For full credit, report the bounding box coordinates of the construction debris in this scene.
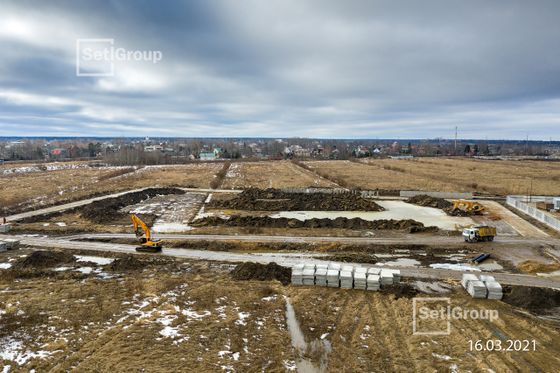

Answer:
[230,261,292,285]
[193,215,437,232]
[209,188,384,211]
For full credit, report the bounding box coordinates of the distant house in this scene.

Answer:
[51,148,67,157]
[199,151,217,161]
[144,145,163,152]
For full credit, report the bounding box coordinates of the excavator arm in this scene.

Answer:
[131,214,152,241]
[130,214,162,253]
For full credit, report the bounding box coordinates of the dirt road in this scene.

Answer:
[64,232,560,247]
[7,235,560,289]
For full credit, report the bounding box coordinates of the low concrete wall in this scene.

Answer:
[506,196,560,232]
[399,191,473,199]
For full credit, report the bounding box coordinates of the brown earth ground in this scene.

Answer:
[0,162,221,215]
[221,161,337,189]
[303,158,560,195]
[1,248,559,372]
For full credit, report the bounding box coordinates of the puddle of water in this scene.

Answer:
[269,200,474,230]
[285,297,331,373]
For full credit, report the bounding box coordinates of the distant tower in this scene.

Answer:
[454,126,458,155]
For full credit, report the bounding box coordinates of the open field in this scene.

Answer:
[222,161,337,189]
[1,248,559,372]
[303,158,560,195]
[0,162,221,215]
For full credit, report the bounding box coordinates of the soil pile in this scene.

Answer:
[382,283,419,299]
[406,195,452,209]
[230,262,291,285]
[210,188,384,211]
[502,286,560,313]
[14,250,75,268]
[80,187,185,223]
[193,215,437,232]
[107,255,145,271]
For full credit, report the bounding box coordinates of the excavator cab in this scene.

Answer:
[131,214,162,253]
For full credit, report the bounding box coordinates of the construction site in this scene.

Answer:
[1,157,560,372]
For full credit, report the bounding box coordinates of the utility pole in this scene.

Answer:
[454,126,458,155]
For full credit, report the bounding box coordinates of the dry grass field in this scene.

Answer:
[1,249,559,372]
[0,162,221,214]
[222,161,337,189]
[304,158,560,195]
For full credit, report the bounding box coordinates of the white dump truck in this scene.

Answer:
[462,225,496,243]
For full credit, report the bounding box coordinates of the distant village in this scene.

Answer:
[1,137,559,165]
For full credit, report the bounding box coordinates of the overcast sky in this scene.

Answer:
[0,0,559,139]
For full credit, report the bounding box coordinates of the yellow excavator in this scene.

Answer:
[451,200,485,215]
[131,214,162,253]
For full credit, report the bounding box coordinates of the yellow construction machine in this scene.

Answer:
[451,200,485,215]
[131,214,162,253]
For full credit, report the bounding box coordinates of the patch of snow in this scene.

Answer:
[55,222,66,227]
[261,295,277,302]
[235,312,250,326]
[75,255,114,265]
[0,263,12,269]
[432,353,452,361]
[159,326,181,338]
[429,263,481,272]
[151,222,192,233]
[182,308,211,320]
[74,267,93,274]
[0,337,54,365]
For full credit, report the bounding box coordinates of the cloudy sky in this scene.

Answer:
[1,0,559,139]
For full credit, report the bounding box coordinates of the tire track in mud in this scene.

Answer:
[367,294,414,372]
[446,300,516,372]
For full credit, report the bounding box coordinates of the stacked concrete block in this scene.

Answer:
[0,224,11,233]
[302,264,316,286]
[367,267,381,276]
[485,281,503,300]
[315,267,328,286]
[480,275,495,283]
[461,274,479,289]
[0,241,7,253]
[380,269,395,286]
[366,274,380,291]
[340,265,354,289]
[467,280,488,299]
[353,267,367,290]
[291,264,304,285]
[326,264,340,288]
[1,239,20,250]
[384,269,401,283]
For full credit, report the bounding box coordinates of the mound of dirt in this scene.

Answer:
[230,262,291,285]
[14,250,75,268]
[316,253,378,264]
[210,188,384,211]
[382,283,419,299]
[502,286,560,313]
[517,260,560,274]
[80,187,185,223]
[107,255,145,271]
[193,215,437,232]
[406,195,453,209]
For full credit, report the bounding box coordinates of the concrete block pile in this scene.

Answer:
[480,275,503,300]
[291,262,400,291]
[462,274,502,299]
[0,238,20,252]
